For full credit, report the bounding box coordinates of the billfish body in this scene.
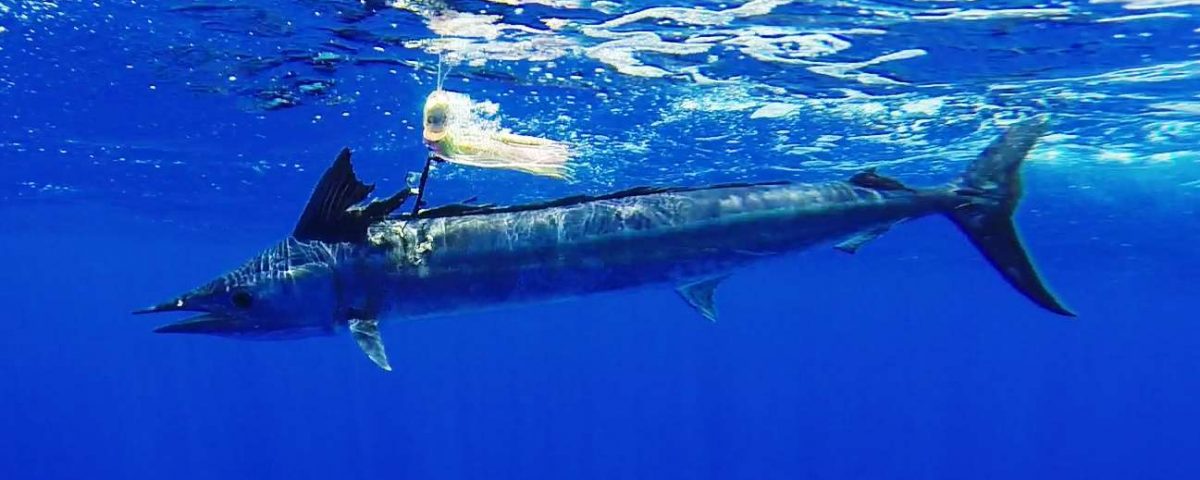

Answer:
[361,183,946,319]
[138,119,1073,370]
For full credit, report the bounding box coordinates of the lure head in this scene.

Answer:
[135,238,342,339]
[423,90,451,144]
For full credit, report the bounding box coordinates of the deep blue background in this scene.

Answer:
[2,177,1197,479]
[2,1,1200,479]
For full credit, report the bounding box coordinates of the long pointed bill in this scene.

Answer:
[132,299,186,315]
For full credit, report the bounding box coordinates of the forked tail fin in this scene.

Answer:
[948,117,1074,316]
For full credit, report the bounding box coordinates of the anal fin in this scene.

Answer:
[349,318,391,371]
[676,275,728,322]
[835,223,894,254]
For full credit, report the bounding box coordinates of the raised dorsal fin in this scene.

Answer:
[849,168,914,192]
[293,148,411,243]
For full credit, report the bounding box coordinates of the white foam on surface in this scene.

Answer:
[1092,0,1200,10]
[63,0,1194,203]
[914,8,1074,21]
[724,32,853,65]
[589,0,793,29]
[807,49,927,85]
[585,32,712,78]
[484,0,589,8]
[750,103,801,119]
[1096,11,1192,22]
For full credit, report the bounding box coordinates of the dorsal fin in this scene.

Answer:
[293,148,410,243]
[849,168,914,192]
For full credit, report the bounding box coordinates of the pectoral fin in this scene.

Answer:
[348,318,391,371]
[676,275,728,322]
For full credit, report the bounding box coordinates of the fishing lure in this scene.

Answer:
[422,89,573,180]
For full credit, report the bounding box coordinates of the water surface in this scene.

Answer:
[1,1,1198,479]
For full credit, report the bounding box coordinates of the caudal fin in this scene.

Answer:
[948,117,1074,316]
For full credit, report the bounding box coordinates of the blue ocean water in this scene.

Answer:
[2,1,1199,478]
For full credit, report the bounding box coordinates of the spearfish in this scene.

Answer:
[136,119,1073,370]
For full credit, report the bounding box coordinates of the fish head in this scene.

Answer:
[135,238,343,339]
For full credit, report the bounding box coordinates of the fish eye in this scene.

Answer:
[230,290,254,309]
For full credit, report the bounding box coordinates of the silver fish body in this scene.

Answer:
[137,118,1073,371]
[354,182,949,320]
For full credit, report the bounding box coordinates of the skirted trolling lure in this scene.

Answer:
[422,89,573,180]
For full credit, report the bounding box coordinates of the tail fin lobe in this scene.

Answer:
[949,118,1074,316]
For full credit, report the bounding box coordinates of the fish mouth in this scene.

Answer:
[151,313,240,335]
[135,300,322,339]
[133,301,239,335]
[150,313,328,340]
